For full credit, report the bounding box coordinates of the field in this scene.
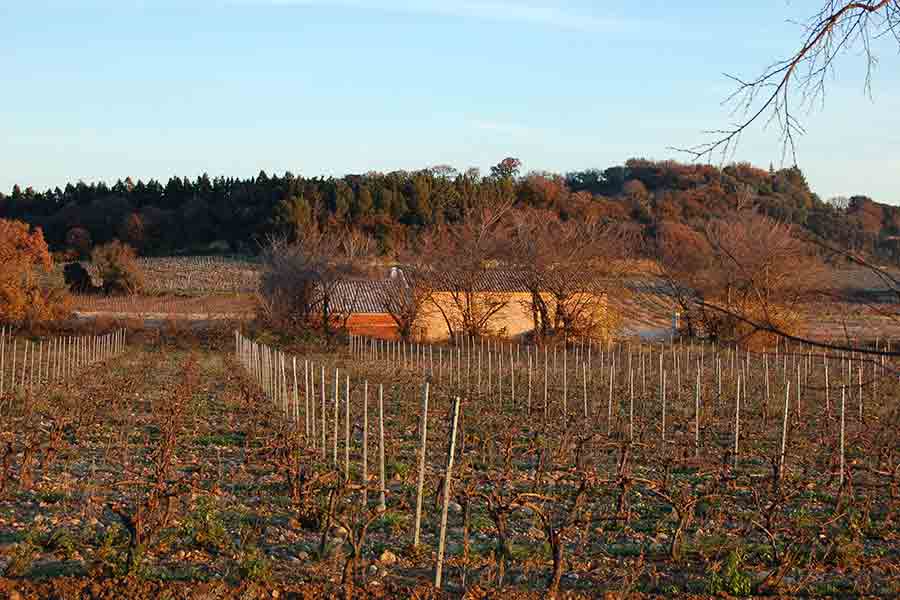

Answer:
[56,256,900,345]
[0,325,897,598]
[70,294,255,321]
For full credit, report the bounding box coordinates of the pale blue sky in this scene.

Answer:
[2,1,898,202]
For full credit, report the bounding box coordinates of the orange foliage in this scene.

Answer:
[0,219,71,326]
[0,219,51,269]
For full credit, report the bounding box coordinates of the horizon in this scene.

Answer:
[3,1,898,204]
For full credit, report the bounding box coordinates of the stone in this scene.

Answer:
[448,502,463,513]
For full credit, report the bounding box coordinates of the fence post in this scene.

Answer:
[362,381,368,508]
[412,382,430,547]
[378,383,386,512]
[435,396,461,589]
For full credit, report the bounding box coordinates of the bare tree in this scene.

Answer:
[680,1,899,162]
[258,224,368,336]
[506,209,632,342]
[656,211,824,348]
[418,192,516,338]
[371,263,432,341]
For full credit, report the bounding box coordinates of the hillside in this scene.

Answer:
[1,159,897,264]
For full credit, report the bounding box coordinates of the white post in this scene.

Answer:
[378,383,387,512]
[780,381,790,481]
[839,385,846,489]
[413,382,430,547]
[362,381,368,508]
[435,396,461,589]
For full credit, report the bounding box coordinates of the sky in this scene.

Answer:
[1,0,898,202]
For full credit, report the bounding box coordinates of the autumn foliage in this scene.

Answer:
[657,212,821,349]
[91,240,145,295]
[0,219,71,326]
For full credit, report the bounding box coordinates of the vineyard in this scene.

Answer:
[62,256,262,296]
[0,324,896,598]
[70,294,255,321]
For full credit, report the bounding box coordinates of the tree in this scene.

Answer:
[0,219,71,327]
[418,192,516,338]
[273,195,314,242]
[119,213,146,251]
[371,264,431,341]
[92,240,145,295]
[66,226,93,259]
[685,0,899,161]
[257,225,368,336]
[506,208,629,342]
[490,157,522,181]
[656,212,824,348]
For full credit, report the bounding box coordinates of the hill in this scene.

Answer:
[1,159,897,265]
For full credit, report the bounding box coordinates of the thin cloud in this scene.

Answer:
[228,0,641,33]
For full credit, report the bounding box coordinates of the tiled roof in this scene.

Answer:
[319,280,393,314]
[324,270,665,315]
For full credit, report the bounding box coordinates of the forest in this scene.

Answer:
[2,158,898,265]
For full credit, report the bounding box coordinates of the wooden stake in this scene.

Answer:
[378,383,386,512]
[413,382,430,547]
[435,396,461,589]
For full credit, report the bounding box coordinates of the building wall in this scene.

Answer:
[415,291,531,341]
[346,313,399,340]
[344,293,612,342]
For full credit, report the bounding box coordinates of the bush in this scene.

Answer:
[0,219,72,327]
[63,262,96,293]
[91,240,145,295]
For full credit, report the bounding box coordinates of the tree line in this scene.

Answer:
[2,158,898,264]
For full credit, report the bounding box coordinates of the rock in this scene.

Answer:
[368,565,378,575]
[379,549,398,565]
[448,502,463,513]
[296,551,309,561]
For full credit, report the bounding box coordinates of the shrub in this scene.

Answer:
[0,219,72,327]
[91,240,145,295]
[705,548,752,597]
[63,262,96,293]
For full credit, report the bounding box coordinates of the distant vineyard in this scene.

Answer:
[73,255,262,295]
[71,294,255,319]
